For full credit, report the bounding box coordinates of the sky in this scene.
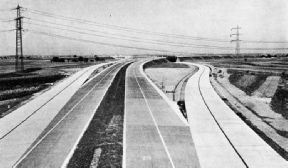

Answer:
[0,0,287,56]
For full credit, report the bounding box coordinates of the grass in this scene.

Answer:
[228,72,268,95]
[270,76,288,119]
[67,63,130,167]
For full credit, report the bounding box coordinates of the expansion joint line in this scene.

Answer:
[133,66,176,168]
[0,66,95,140]
[13,64,121,168]
[197,67,249,168]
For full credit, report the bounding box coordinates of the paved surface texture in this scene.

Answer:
[14,62,127,168]
[0,62,122,167]
[124,60,200,168]
[185,63,288,168]
[0,63,109,167]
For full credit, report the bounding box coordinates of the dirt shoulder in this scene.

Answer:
[145,63,197,102]
[210,66,288,160]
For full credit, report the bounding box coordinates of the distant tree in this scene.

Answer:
[94,55,100,62]
[67,58,71,63]
[83,58,89,63]
[59,58,65,62]
[71,58,78,62]
[51,56,60,62]
[73,55,77,58]
[78,56,84,62]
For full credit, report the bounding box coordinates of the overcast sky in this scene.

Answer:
[0,0,287,56]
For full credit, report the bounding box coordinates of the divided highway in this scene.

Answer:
[1,59,287,168]
[185,63,288,168]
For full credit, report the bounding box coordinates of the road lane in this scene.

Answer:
[124,60,200,168]
[185,63,288,167]
[14,62,127,168]
[0,63,110,167]
[185,64,246,168]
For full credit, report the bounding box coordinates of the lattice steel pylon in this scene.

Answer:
[15,4,24,72]
[230,25,241,64]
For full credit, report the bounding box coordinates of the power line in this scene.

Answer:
[242,40,288,44]
[26,21,288,51]
[0,29,14,33]
[28,29,196,54]
[22,8,231,43]
[23,8,288,45]
[25,20,235,50]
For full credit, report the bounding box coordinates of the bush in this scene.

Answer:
[78,56,84,62]
[166,56,177,62]
[51,56,60,62]
[71,58,78,62]
[83,58,89,63]
[271,87,288,119]
[59,58,65,62]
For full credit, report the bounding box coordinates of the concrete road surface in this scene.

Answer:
[13,62,128,168]
[185,63,288,168]
[123,60,200,168]
[0,63,108,167]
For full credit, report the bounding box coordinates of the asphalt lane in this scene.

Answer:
[14,62,127,168]
[124,60,200,168]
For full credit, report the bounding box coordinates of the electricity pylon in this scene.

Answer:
[230,25,241,64]
[15,4,24,72]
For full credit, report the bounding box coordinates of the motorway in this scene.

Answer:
[14,62,128,167]
[185,63,288,168]
[1,59,288,167]
[123,60,200,168]
[0,63,107,167]
[0,62,127,167]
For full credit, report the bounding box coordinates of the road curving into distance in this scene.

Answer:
[123,59,200,168]
[185,63,288,168]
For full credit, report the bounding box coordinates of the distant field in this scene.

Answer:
[0,58,111,118]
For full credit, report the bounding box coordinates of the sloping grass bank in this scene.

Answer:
[228,71,268,95]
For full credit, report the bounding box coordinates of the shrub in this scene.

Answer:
[166,56,177,62]
[51,56,60,62]
[83,58,89,63]
[78,56,84,62]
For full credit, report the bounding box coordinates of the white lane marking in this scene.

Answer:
[13,64,120,168]
[133,65,176,168]
[139,61,188,126]
[122,64,129,168]
[0,65,97,140]
[61,63,128,168]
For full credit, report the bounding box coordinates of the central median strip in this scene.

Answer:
[66,63,131,167]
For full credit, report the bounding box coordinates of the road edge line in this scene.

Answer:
[133,67,176,168]
[61,62,128,168]
[139,61,189,126]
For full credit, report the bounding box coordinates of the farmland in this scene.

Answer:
[0,57,113,118]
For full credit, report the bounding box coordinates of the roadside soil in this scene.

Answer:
[145,64,197,101]
[210,67,288,159]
